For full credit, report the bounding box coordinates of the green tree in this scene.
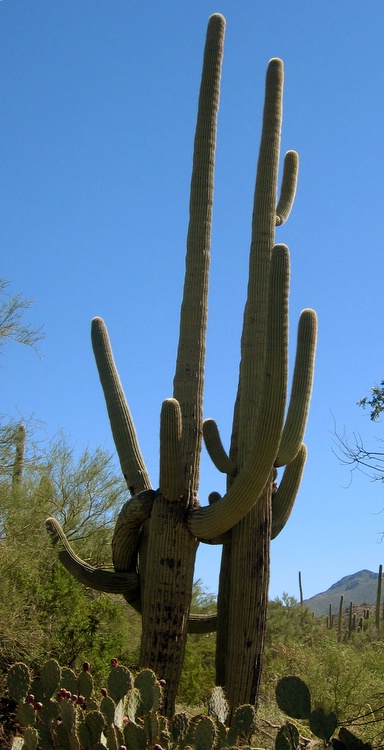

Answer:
[358,381,384,422]
[178,580,216,706]
[0,429,140,692]
[0,279,44,354]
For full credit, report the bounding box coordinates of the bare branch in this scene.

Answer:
[0,279,44,355]
[332,418,384,483]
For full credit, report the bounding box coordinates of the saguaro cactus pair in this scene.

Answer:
[46,14,317,719]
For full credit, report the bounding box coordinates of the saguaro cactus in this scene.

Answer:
[211,54,317,718]
[12,423,26,489]
[46,14,317,719]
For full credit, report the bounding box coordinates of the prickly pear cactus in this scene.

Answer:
[134,669,161,714]
[123,720,146,750]
[186,715,217,750]
[7,662,31,703]
[208,686,228,725]
[275,676,343,748]
[78,709,105,748]
[77,669,93,700]
[275,676,311,720]
[107,664,132,704]
[11,738,29,750]
[309,707,337,743]
[40,659,61,700]
[171,712,189,745]
[275,722,300,750]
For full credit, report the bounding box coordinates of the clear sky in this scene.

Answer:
[2,1,384,602]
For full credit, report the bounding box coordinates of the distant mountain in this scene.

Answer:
[303,569,380,616]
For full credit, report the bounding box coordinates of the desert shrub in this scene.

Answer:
[178,580,216,706]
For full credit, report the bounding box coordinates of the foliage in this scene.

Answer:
[0,429,128,561]
[0,422,220,711]
[275,674,369,750]
[177,582,216,707]
[0,279,44,355]
[257,598,384,748]
[0,427,141,697]
[358,381,384,422]
[6,588,384,747]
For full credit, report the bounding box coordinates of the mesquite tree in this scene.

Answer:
[46,14,317,718]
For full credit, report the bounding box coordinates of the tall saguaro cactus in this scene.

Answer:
[46,14,317,719]
[211,56,317,718]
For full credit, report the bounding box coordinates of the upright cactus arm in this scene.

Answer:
[271,443,307,539]
[188,243,289,540]
[203,419,236,476]
[91,316,151,495]
[275,308,317,467]
[276,150,299,226]
[172,13,225,499]
[159,398,184,501]
[45,517,139,594]
[138,14,225,718]
[12,423,26,488]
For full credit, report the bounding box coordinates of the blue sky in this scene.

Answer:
[2,1,384,602]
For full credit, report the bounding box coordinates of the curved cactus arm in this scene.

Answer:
[271,443,307,539]
[173,13,225,500]
[45,517,139,594]
[232,58,284,469]
[276,150,299,226]
[91,316,151,495]
[275,309,317,467]
[209,490,222,504]
[159,398,184,501]
[200,530,231,544]
[203,419,236,476]
[112,489,155,571]
[188,244,289,539]
[197,491,232,544]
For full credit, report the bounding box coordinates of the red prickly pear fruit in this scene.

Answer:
[60,688,67,697]
[119,746,127,750]
[57,692,65,701]
[34,702,43,711]
[123,716,129,724]
[153,745,164,750]
[71,694,78,702]
[76,695,85,705]
[110,658,118,667]
[82,661,91,671]
[101,688,108,697]
[26,694,35,704]
[158,679,166,687]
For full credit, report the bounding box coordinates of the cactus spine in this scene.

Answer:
[45,15,317,719]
